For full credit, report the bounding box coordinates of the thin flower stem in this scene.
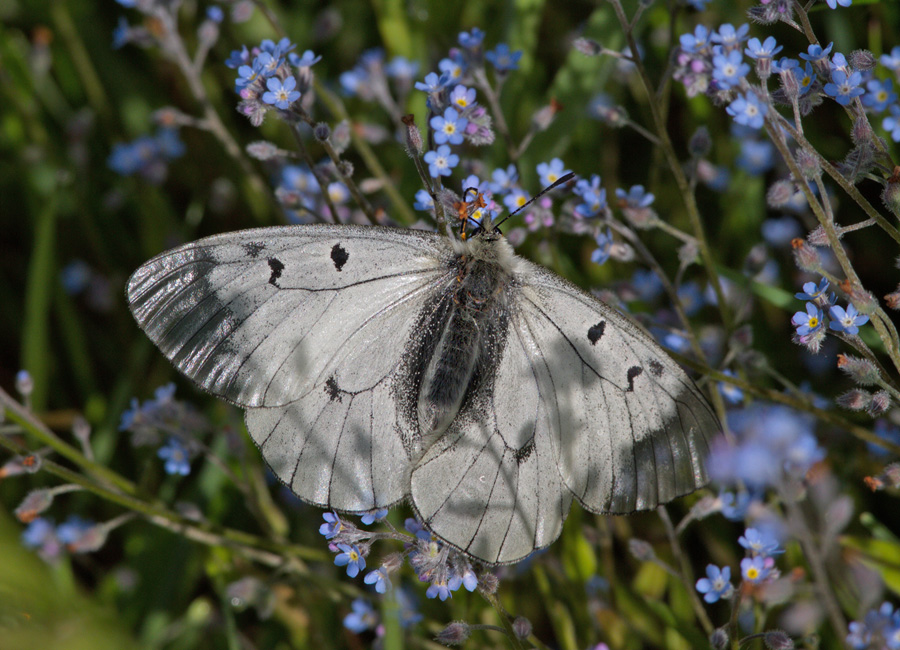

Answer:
[655,43,677,108]
[812,265,845,298]
[627,2,647,33]
[50,3,112,124]
[467,623,556,650]
[403,117,440,215]
[483,590,527,650]
[727,586,745,650]
[0,431,327,567]
[875,376,900,404]
[653,556,682,580]
[757,362,807,398]
[101,512,138,535]
[186,438,249,495]
[865,169,892,182]
[764,116,900,373]
[288,124,341,222]
[359,530,416,545]
[473,68,517,162]
[837,217,877,235]
[648,216,696,243]
[193,29,214,72]
[791,95,805,138]
[608,223,703,358]
[244,460,290,539]
[430,176,452,237]
[658,506,715,636]
[1,389,138,496]
[369,75,405,127]
[47,483,84,499]
[513,127,538,161]
[309,121,379,224]
[521,630,555,650]
[313,79,418,225]
[468,624,508,634]
[249,0,284,36]
[812,175,836,224]
[782,497,850,646]
[607,0,732,328]
[752,601,765,639]
[624,118,662,146]
[596,516,618,603]
[873,310,900,360]
[155,7,273,215]
[147,512,308,568]
[792,1,819,43]
[76,436,95,463]
[769,90,900,246]
[843,95,894,167]
[673,497,714,537]
[411,148,434,194]
[674,355,900,456]
[740,632,765,646]
[249,0,417,225]
[779,16,803,34]
[210,449,290,541]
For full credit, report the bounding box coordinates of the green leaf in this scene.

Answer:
[841,534,900,596]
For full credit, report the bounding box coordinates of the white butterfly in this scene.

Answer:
[127,223,718,564]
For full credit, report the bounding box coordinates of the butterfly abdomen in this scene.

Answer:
[414,250,513,439]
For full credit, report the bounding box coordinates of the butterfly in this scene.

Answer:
[127,222,719,564]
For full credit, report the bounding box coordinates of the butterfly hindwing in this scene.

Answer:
[408,306,573,564]
[245,371,410,512]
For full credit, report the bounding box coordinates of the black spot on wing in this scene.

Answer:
[626,365,643,392]
[649,359,664,377]
[325,376,342,402]
[513,437,535,464]
[243,241,266,258]
[268,257,284,287]
[587,321,606,345]
[331,243,349,271]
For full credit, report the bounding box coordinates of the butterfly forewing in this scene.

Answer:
[518,261,716,514]
[127,225,451,408]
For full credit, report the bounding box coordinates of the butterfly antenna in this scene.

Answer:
[492,171,575,231]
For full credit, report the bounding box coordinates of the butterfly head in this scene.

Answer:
[454,188,499,241]
[447,171,576,244]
